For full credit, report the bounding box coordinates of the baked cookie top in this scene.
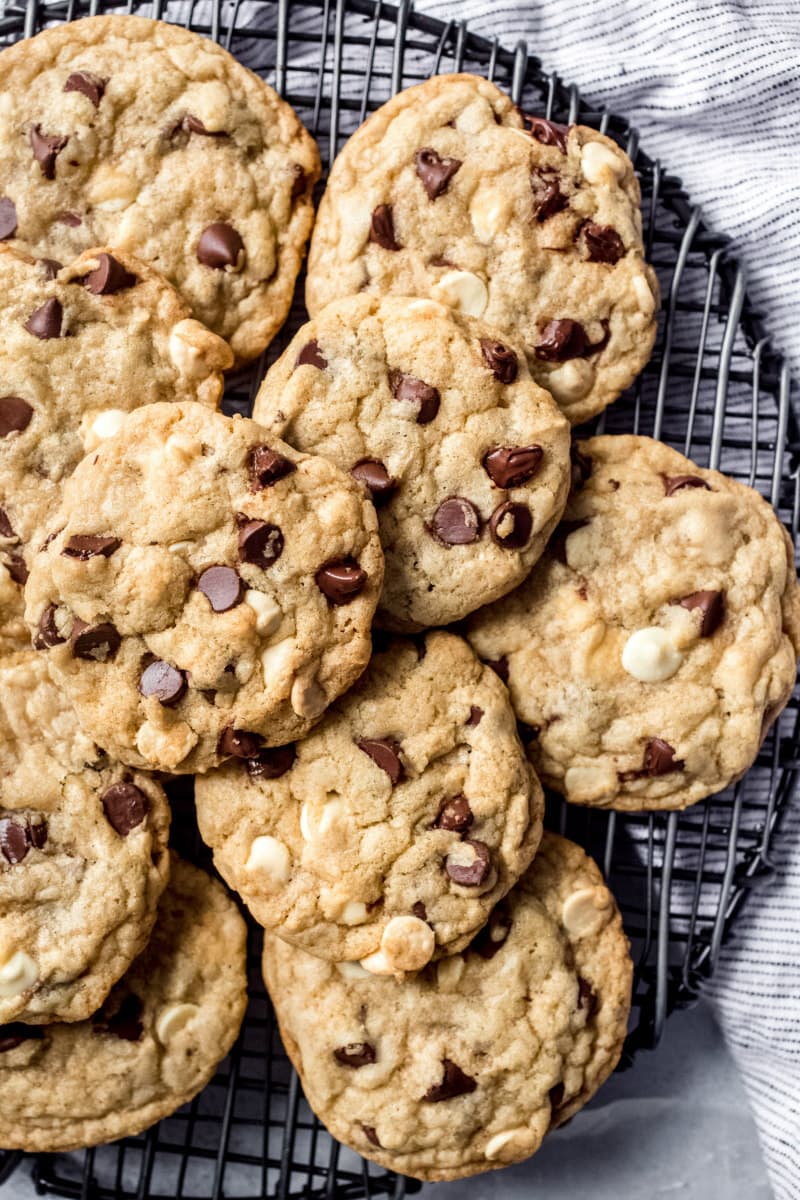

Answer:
[253,294,570,630]
[0,14,320,362]
[0,242,232,650]
[468,435,800,811]
[24,401,384,774]
[196,631,543,965]
[0,649,170,1025]
[305,73,658,424]
[263,832,632,1183]
[0,856,247,1152]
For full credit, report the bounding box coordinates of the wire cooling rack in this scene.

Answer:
[1,0,798,1196]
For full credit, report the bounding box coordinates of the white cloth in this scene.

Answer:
[416,1,800,1195]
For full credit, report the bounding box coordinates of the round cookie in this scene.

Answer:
[0,14,320,362]
[467,435,800,811]
[0,242,232,649]
[196,631,543,966]
[0,856,247,1151]
[253,294,570,630]
[0,649,170,1025]
[263,832,632,1182]
[24,400,384,774]
[305,73,658,424]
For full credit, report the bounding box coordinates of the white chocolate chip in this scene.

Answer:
[245,835,292,883]
[300,799,343,842]
[168,540,195,555]
[436,955,465,992]
[431,270,488,318]
[155,1002,199,1045]
[341,901,369,926]
[299,802,314,842]
[632,273,657,317]
[164,432,203,466]
[359,949,394,976]
[379,915,435,972]
[470,190,510,243]
[581,141,626,184]
[0,950,38,997]
[336,961,371,981]
[186,80,230,133]
[290,671,327,720]
[405,299,449,317]
[169,318,231,381]
[546,359,596,404]
[562,886,613,938]
[135,719,198,769]
[261,637,296,686]
[244,590,282,637]
[622,627,683,683]
[485,1128,536,1161]
[81,408,127,451]
[86,164,139,211]
[564,763,617,802]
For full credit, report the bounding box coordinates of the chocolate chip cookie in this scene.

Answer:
[196,631,542,966]
[305,74,658,424]
[263,832,632,1182]
[253,294,570,630]
[467,435,800,810]
[0,855,247,1151]
[0,648,170,1025]
[24,401,383,773]
[0,243,232,650]
[0,13,320,362]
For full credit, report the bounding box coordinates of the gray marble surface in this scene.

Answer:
[0,1000,771,1200]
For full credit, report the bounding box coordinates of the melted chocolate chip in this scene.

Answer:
[483,445,543,488]
[198,565,244,612]
[218,727,264,759]
[0,197,18,240]
[102,783,149,836]
[333,1042,376,1068]
[290,163,307,200]
[24,298,63,340]
[93,993,144,1041]
[489,501,532,549]
[535,318,609,362]
[315,559,367,605]
[294,339,327,370]
[351,459,396,506]
[62,534,120,560]
[466,705,484,726]
[445,839,491,887]
[389,369,440,424]
[250,446,295,490]
[431,497,481,545]
[522,113,571,153]
[362,1124,381,1147]
[433,794,473,832]
[485,656,509,683]
[0,818,28,864]
[30,125,68,179]
[0,396,33,438]
[27,819,48,850]
[5,554,28,585]
[238,520,284,568]
[415,147,462,199]
[674,590,725,637]
[197,223,244,269]
[368,204,401,250]
[244,744,296,779]
[624,737,685,780]
[583,221,624,264]
[64,71,106,107]
[71,620,121,661]
[577,976,598,1017]
[0,509,14,539]
[356,737,404,784]
[139,660,187,707]
[56,211,81,227]
[34,604,65,649]
[81,253,136,295]
[423,1058,477,1102]
[39,258,62,280]
[182,114,227,137]
[470,904,512,959]
[412,901,428,921]
[662,474,712,496]
[0,1023,44,1053]
[480,338,518,384]
[530,168,568,222]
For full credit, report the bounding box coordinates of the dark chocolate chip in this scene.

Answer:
[483,445,543,488]
[530,167,568,222]
[0,508,15,539]
[294,339,327,370]
[480,338,518,384]
[250,445,295,490]
[0,197,18,240]
[30,125,68,180]
[362,1124,381,1147]
[423,1058,477,1102]
[0,396,33,438]
[218,727,264,759]
[433,794,473,832]
[356,737,404,784]
[662,474,712,496]
[0,1023,44,1053]
[197,222,244,269]
[368,204,401,251]
[415,147,462,199]
[24,298,63,340]
[315,558,367,605]
[27,819,48,850]
[333,1041,376,1068]
[674,590,725,637]
[0,819,29,864]
[102,783,149,836]
[139,660,187,707]
[5,554,27,585]
[445,838,491,887]
[238,520,284,568]
[81,252,136,295]
[34,604,65,649]
[71,620,121,661]
[489,501,532,549]
[39,258,62,280]
[549,1082,566,1110]
[470,904,512,959]
[198,565,244,612]
[56,211,82,227]
[244,743,296,779]
[431,497,481,545]
[485,656,509,683]
[351,459,396,506]
[92,993,144,1041]
[64,71,106,107]
[535,317,608,362]
[583,221,624,264]
[466,705,483,727]
[577,976,598,1017]
[290,163,307,200]
[389,369,440,424]
[182,114,227,136]
[644,737,684,777]
[62,534,121,560]
[412,901,428,921]
[521,113,570,153]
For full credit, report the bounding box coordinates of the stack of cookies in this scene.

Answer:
[0,14,797,1185]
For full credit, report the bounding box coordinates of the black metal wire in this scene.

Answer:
[1,0,798,1196]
